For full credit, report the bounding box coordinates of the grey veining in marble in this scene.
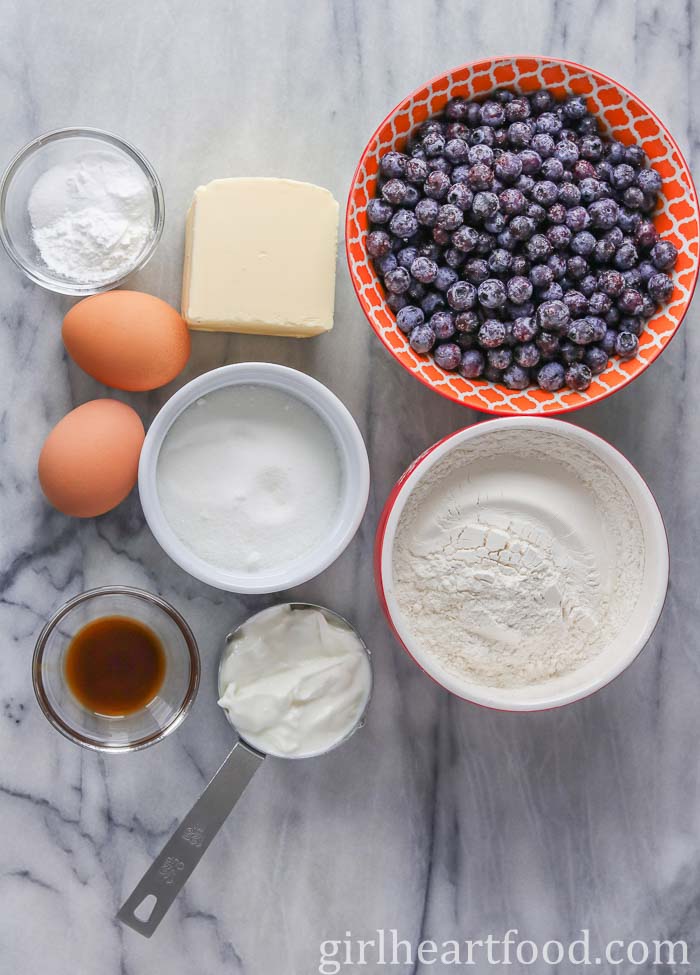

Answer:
[1,0,700,972]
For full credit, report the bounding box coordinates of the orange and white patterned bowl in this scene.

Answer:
[346,56,700,416]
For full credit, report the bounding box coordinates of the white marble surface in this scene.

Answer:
[1,1,699,971]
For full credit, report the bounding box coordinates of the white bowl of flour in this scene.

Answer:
[377,418,668,710]
[139,363,369,593]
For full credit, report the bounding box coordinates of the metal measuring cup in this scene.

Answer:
[117,602,372,937]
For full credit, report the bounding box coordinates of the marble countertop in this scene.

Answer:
[2,1,699,972]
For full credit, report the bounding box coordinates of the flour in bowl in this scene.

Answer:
[392,429,645,688]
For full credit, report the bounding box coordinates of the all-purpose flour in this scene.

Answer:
[28,150,154,284]
[392,429,645,688]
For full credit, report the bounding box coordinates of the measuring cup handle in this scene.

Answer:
[117,740,265,937]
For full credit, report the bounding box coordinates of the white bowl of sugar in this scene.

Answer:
[377,418,669,711]
[139,363,370,594]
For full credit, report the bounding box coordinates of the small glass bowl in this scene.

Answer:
[0,127,165,295]
[33,587,200,752]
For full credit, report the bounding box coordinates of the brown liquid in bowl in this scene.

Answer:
[64,616,166,716]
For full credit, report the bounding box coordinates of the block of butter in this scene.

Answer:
[182,177,339,337]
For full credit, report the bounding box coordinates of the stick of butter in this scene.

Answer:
[182,178,339,337]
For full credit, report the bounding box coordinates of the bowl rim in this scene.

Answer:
[374,416,670,711]
[32,585,201,752]
[138,362,371,594]
[0,126,165,296]
[346,54,700,417]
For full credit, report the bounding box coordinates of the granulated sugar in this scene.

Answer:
[392,428,645,689]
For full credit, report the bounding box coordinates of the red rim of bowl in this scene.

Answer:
[346,54,700,417]
[374,417,670,712]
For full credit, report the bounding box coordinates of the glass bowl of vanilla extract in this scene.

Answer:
[33,586,200,752]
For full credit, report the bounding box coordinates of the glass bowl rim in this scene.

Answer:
[32,585,200,753]
[0,126,165,296]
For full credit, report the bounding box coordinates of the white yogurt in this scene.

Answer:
[156,385,342,575]
[218,605,372,758]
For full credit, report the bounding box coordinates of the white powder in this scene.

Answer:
[156,385,342,575]
[28,150,154,284]
[392,429,645,689]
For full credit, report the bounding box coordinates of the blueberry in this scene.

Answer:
[408,280,427,301]
[566,206,590,232]
[477,278,508,310]
[615,331,639,359]
[546,224,572,251]
[496,189,525,217]
[380,151,408,178]
[430,310,456,340]
[571,231,596,257]
[585,346,609,374]
[404,157,429,183]
[396,305,424,333]
[484,212,508,234]
[510,316,536,343]
[436,204,463,231]
[467,163,494,191]
[558,182,580,207]
[537,361,566,391]
[387,293,409,313]
[611,163,636,191]
[455,310,480,334]
[458,349,485,378]
[588,198,619,230]
[555,140,579,168]
[445,97,470,121]
[530,90,554,114]
[381,178,408,205]
[605,141,626,164]
[478,318,507,347]
[567,317,598,345]
[472,191,500,219]
[377,254,399,281]
[487,347,513,370]
[499,364,528,389]
[367,230,392,257]
[614,241,639,270]
[597,269,624,297]
[367,198,394,225]
[505,97,531,122]
[444,138,470,163]
[578,274,597,298]
[647,272,674,303]
[468,144,495,166]
[637,167,662,195]
[385,267,411,294]
[514,341,540,367]
[409,323,436,353]
[638,259,657,283]
[411,255,438,283]
[434,266,459,292]
[415,198,439,226]
[424,170,451,200]
[623,186,645,210]
[617,288,644,315]
[563,289,589,317]
[508,121,535,146]
[526,203,547,225]
[495,151,523,182]
[452,225,480,253]
[390,209,419,238]
[526,234,552,262]
[508,215,535,241]
[565,362,592,391]
[531,180,559,207]
[397,247,419,270]
[446,121,470,141]
[447,183,474,210]
[536,299,570,333]
[434,342,462,370]
[421,291,445,316]
[480,100,506,127]
[593,237,616,264]
[536,112,562,136]
[506,275,533,304]
[578,178,602,205]
[651,240,678,271]
[447,280,477,311]
[617,208,641,234]
[451,165,471,184]
[423,131,446,157]
[588,292,612,315]
[547,253,568,279]
[634,220,659,251]
[464,258,490,283]
[580,136,604,161]
[601,328,617,354]
[625,145,647,168]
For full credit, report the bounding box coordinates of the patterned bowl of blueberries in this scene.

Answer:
[346,56,700,415]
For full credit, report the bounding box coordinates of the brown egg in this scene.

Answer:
[38,400,145,517]
[62,291,191,391]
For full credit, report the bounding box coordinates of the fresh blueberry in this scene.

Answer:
[464,258,490,284]
[380,151,408,178]
[537,361,566,391]
[637,167,662,195]
[565,362,592,391]
[434,342,462,370]
[571,231,597,257]
[409,323,436,353]
[536,299,570,333]
[458,349,486,378]
[615,331,639,359]
[614,241,639,270]
[387,293,409,313]
[410,255,438,283]
[424,170,451,200]
[434,266,459,292]
[452,225,480,253]
[436,204,464,231]
[396,305,424,333]
[390,209,419,238]
[404,157,429,184]
[421,291,445,316]
[367,230,392,257]
[508,121,536,146]
[385,267,411,294]
[447,183,474,210]
[597,269,625,296]
[447,281,477,311]
[444,138,470,163]
[495,151,523,183]
[478,318,507,347]
[617,288,644,315]
[487,347,513,370]
[430,310,456,340]
[651,240,678,271]
[584,346,609,374]
[506,276,533,304]
[647,272,674,303]
[415,198,440,226]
